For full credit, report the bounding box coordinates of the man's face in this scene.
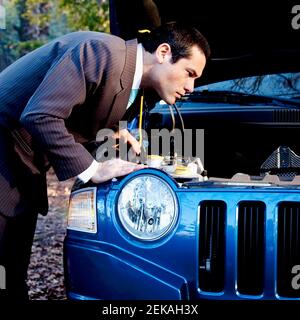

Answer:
[152,44,206,105]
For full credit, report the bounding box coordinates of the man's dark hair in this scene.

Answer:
[138,22,211,63]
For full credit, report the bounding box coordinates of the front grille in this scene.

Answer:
[237,201,265,295]
[199,200,226,292]
[273,109,300,122]
[277,202,300,297]
[197,196,300,299]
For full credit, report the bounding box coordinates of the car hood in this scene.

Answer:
[109,0,300,85]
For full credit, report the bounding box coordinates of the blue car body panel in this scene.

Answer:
[64,169,300,300]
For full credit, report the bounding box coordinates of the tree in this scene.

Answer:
[15,0,52,41]
[58,0,109,32]
[0,0,110,71]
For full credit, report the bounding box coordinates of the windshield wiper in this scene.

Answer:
[182,90,300,108]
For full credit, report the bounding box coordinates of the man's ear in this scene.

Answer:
[155,43,172,63]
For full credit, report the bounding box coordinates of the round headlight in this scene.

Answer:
[117,175,178,241]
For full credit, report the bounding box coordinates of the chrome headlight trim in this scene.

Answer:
[117,174,178,241]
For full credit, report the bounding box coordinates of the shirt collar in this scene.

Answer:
[131,43,143,89]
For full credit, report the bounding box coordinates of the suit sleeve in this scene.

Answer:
[20,42,101,181]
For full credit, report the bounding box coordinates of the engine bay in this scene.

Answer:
[132,110,300,186]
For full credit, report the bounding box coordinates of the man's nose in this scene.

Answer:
[184,79,195,93]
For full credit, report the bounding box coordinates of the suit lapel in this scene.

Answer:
[105,39,137,129]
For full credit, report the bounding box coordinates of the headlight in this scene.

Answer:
[67,188,97,233]
[117,175,178,241]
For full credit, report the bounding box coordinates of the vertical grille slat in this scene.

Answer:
[278,202,300,297]
[199,201,226,292]
[273,109,300,122]
[237,201,265,295]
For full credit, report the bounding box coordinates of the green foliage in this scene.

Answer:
[21,0,52,33]
[0,0,110,71]
[58,0,110,32]
[0,1,21,68]
[15,38,46,53]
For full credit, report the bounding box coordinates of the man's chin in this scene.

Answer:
[164,97,176,105]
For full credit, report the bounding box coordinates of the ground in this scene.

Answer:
[27,169,75,300]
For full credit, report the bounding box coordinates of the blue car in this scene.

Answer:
[64,0,300,300]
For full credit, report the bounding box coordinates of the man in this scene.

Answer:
[0,22,210,299]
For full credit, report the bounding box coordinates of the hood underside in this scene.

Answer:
[109,0,300,84]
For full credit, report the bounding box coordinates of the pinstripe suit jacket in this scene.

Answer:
[0,31,137,217]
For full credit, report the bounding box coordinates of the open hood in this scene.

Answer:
[109,0,300,84]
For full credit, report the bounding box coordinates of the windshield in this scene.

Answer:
[196,72,300,100]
